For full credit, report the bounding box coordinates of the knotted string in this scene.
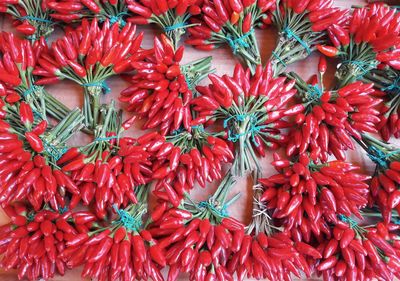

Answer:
[223,113,266,145]
[226,29,254,54]
[283,28,311,55]
[307,84,323,100]
[367,146,389,168]
[382,77,400,93]
[19,15,53,24]
[82,81,111,95]
[108,12,128,27]
[271,51,287,67]
[164,22,188,32]
[113,205,142,231]
[59,206,68,214]
[23,85,43,97]
[198,200,228,218]
[43,140,67,161]
[341,60,377,79]
[338,214,358,228]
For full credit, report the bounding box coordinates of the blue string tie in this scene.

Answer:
[341,60,377,79]
[223,113,266,146]
[23,85,43,97]
[19,15,53,24]
[283,27,311,55]
[338,214,358,228]
[113,205,142,231]
[382,77,400,94]
[367,146,388,169]
[82,81,111,95]
[271,51,287,67]
[198,200,228,218]
[307,84,323,100]
[43,140,67,161]
[93,136,119,143]
[226,29,254,54]
[108,12,128,27]
[59,206,68,214]
[164,22,188,32]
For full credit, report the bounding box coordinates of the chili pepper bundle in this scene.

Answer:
[284,67,381,162]
[0,0,55,40]
[363,67,400,141]
[0,204,88,281]
[58,102,152,219]
[141,129,233,203]
[314,216,400,281]
[259,154,370,233]
[320,4,400,88]
[61,188,156,281]
[355,134,400,224]
[0,32,71,121]
[36,18,144,129]
[186,0,274,73]
[48,0,128,26]
[0,102,84,211]
[127,0,203,49]
[120,35,214,136]
[148,172,245,281]
[191,63,297,176]
[269,0,348,76]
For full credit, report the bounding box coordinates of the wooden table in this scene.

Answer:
[0,0,382,280]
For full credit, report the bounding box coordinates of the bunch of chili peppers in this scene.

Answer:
[48,0,129,26]
[127,0,203,49]
[268,0,348,76]
[120,35,214,136]
[0,1,398,281]
[318,3,400,87]
[185,0,275,73]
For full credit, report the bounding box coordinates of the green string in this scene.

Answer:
[283,28,311,55]
[223,113,266,145]
[82,81,111,95]
[113,205,142,231]
[338,214,358,228]
[198,200,228,218]
[226,29,254,54]
[271,51,287,67]
[108,12,128,26]
[164,22,188,32]
[382,77,400,93]
[341,60,377,79]
[19,16,53,24]
[23,85,43,97]
[43,140,67,161]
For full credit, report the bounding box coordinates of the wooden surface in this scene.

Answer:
[0,0,382,280]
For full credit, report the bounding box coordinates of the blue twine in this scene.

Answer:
[367,146,388,168]
[164,22,188,32]
[23,85,43,97]
[172,127,185,136]
[108,12,128,27]
[93,136,119,143]
[392,217,400,225]
[271,51,287,67]
[338,214,358,228]
[27,212,35,222]
[198,200,228,218]
[82,81,111,95]
[342,60,377,79]
[307,84,322,100]
[113,205,141,231]
[283,28,311,55]
[19,16,53,24]
[192,125,204,131]
[59,206,68,214]
[382,77,400,93]
[43,140,67,161]
[223,113,266,146]
[226,29,254,54]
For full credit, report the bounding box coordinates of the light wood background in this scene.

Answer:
[0,0,387,280]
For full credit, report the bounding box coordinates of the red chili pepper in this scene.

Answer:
[25,132,44,153]
[316,45,339,57]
